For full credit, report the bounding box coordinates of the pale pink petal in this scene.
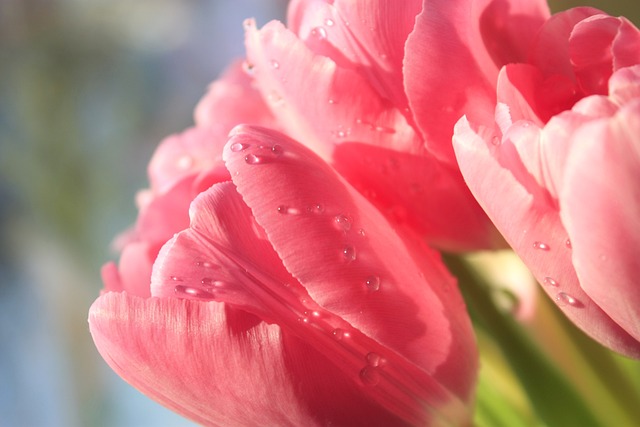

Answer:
[194,60,277,131]
[223,125,478,408]
[114,242,155,297]
[496,64,545,124]
[609,64,640,105]
[88,293,323,427]
[561,101,640,343]
[333,142,500,251]
[453,116,640,357]
[288,0,423,114]
[244,19,420,160]
[148,127,225,193]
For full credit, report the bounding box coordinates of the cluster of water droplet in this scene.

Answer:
[534,238,583,308]
[171,260,226,301]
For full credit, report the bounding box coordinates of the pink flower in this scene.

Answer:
[453,7,640,357]
[90,125,478,426]
[235,0,552,250]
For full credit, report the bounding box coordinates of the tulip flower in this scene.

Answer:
[233,0,554,250]
[90,125,478,426]
[452,7,640,358]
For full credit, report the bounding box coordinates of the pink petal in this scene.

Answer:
[609,64,640,106]
[527,7,602,81]
[561,101,640,343]
[147,127,226,194]
[496,64,545,124]
[244,19,420,160]
[569,15,622,95]
[333,142,501,251]
[89,293,322,427]
[149,179,472,424]
[404,0,549,162]
[611,17,640,71]
[223,125,478,408]
[111,242,155,297]
[194,60,277,131]
[287,0,423,115]
[453,115,640,357]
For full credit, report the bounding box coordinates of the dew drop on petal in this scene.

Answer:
[271,144,283,156]
[491,136,501,146]
[201,277,214,285]
[174,285,215,300]
[366,352,386,367]
[170,276,183,282]
[310,26,327,40]
[230,142,250,152]
[270,59,280,69]
[565,239,572,249]
[543,277,559,287]
[245,154,263,165]
[533,241,550,251]
[374,125,396,134]
[359,366,380,386]
[177,155,193,169]
[358,228,366,237]
[365,275,380,292]
[342,246,356,262]
[325,18,335,27]
[556,292,583,308]
[307,203,325,214]
[332,328,349,340]
[334,214,352,231]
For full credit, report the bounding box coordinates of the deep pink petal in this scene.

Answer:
[528,7,602,81]
[223,125,478,408]
[194,60,277,131]
[453,115,640,358]
[496,64,545,124]
[288,0,423,115]
[244,19,420,160]
[89,293,323,427]
[561,101,640,343]
[149,179,473,425]
[333,142,501,251]
[612,17,640,70]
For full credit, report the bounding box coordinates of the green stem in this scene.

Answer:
[444,255,602,427]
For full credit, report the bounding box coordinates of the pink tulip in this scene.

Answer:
[235,0,551,251]
[101,60,275,297]
[453,7,640,358]
[90,125,478,426]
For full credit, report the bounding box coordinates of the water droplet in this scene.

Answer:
[174,285,214,300]
[565,239,572,249]
[331,328,349,340]
[374,125,396,134]
[310,26,327,40]
[307,203,325,214]
[177,155,193,169]
[334,214,352,231]
[358,228,366,237]
[491,136,501,146]
[230,142,250,152]
[242,61,254,75]
[543,277,559,287]
[277,205,300,215]
[325,18,335,27]
[533,241,550,251]
[268,91,284,105]
[556,292,583,308]
[170,276,183,282]
[342,246,356,262]
[270,59,280,69]
[359,366,380,386]
[365,275,380,292]
[332,127,351,138]
[328,98,336,105]
[366,352,386,367]
[245,154,264,165]
[271,144,283,156]
[201,277,214,285]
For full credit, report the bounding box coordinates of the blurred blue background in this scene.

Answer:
[0,1,637,426]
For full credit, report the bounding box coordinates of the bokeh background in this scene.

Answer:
[0,1,637,426]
